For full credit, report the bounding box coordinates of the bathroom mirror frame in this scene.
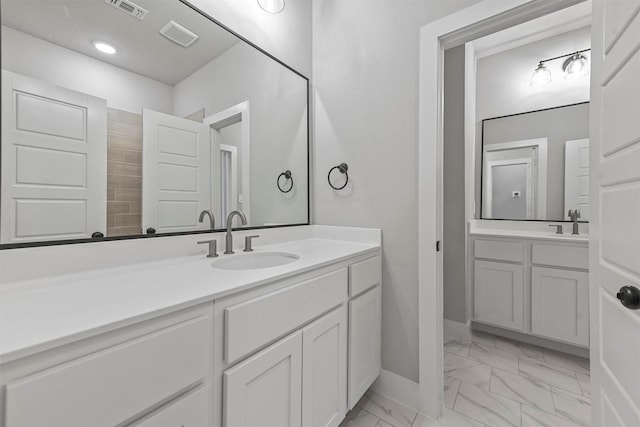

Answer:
[479,101,589,223]
[0,0,310,250]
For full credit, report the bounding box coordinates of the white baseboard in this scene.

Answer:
[443,319,471,343]
[370,369,421,412]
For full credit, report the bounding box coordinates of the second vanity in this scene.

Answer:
[469,223,589,353]
[0,226,382,427]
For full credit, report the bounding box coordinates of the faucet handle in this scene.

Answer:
[198,239,218,258]
[548,224,563,234]
[243,235,260,252]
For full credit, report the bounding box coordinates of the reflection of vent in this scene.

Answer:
[160,21,199,47]
[104,0,148,20]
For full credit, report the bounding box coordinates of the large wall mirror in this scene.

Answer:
[0,0,309,247]
[480,102,589,222]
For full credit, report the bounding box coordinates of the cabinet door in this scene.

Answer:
[531,267,589,346]
[348,285,381,409]
[223,331,302,427]
[302,305,348,427]
[473,260,524,331]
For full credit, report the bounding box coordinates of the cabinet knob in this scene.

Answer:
[616,285,640,310]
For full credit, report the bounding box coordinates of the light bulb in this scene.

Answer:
[530,62,551,87]
[562,53,589,79]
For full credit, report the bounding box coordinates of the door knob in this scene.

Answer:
[616,285,640,310]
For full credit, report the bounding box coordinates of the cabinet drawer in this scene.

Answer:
[6,315,211,427]
[349,255,381,297]
[474,239,524,263]
[532,244,588,270]
[224,268,348,364]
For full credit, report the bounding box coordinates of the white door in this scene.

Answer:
[564,138,590,221]
[1,70,107,243]
[302,305,348,427]
[223,331,302,427]
[142,109,212,234]
[348,285,382,409]
[590,1,640,425]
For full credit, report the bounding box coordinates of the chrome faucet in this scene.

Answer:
[224,210,247,254]
[198,210,216,230]
[568,209,581,235]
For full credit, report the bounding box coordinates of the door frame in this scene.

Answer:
[204,101,251,223]
[417,0,586,417]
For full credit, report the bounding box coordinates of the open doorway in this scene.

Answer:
[440,3,592,425]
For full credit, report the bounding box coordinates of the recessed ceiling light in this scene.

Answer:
[93,41,116,55]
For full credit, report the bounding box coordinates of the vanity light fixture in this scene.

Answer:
[529,48,590,87]
[93,41,117,55]
[257,0,285,14]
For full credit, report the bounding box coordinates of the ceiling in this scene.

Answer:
[0,0,240,85]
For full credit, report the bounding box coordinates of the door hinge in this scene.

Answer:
[436,240,441,252]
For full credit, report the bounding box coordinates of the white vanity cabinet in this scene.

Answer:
[471,235,589,349]
[347,256,382,409]
[531,244,589,346]
[472,240,524,331]
[1,303,214,427]
[215,253,381,427]
[0,244,382,427]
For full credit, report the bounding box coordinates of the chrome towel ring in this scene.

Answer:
[328,163,349,190]
[277,170,294,193]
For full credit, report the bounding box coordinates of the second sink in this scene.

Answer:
[211,251,299,270]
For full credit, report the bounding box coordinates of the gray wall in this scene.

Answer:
[443,46,467,325]
[312,0,482,382]
[480,102,590,220]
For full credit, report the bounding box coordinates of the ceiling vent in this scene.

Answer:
[104,0,148,20]
[160,21,199,48]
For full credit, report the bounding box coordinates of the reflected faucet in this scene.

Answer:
[198,210,216,231]
[224,210,248,254]
[568,209,581,235]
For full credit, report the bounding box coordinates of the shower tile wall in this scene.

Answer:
[106,108,142,237]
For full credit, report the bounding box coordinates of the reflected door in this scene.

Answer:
[142,110,212,234]
[564,138,590,221]
[0,70,107,243]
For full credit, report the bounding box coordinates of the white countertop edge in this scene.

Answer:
[0,237,381,364]
[469,229,589,243]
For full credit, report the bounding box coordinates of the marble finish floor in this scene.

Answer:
[340,331,591,427]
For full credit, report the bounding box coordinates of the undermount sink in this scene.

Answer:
[211,251,300,270]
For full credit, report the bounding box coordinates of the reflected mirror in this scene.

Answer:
[0,0,309,246]
[480,102,589,222]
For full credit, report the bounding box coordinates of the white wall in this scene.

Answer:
[173,42,308,227]
[186,0,312,77]
[313,0,482,382]
[0,26,173,114]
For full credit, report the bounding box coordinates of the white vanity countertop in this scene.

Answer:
[468,220,589,243]
[469,228,589,243]
[0,236,380,363]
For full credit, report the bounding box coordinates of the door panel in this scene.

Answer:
[223,331,302,427]
[302,306,347,427]
[142,109,212,234]
[591,1,640,424]
[1,70,107,243]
